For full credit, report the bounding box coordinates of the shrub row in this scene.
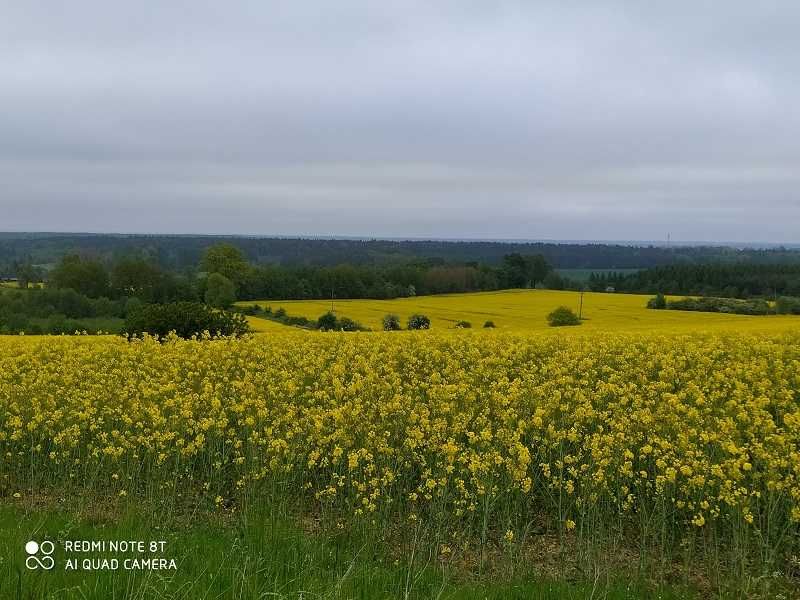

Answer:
[649,296,772,315]
[240,305,368,331]
[125,302,250,339]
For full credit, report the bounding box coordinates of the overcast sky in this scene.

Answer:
[1,2,798,242]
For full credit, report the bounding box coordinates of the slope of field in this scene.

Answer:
[242,289,800,334]
[244,314,301,332]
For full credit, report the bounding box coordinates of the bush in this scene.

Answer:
[317,311,366,331]
[666,297,770,315]
[284,315,312,327]
[317,311,338,331]
[547,306,581,327]
[483,320,496,328]
[407,314,431,330]
[454,320,471,329]
[382,314,402,331]
[236,304,260,316]
[776,296,800,315]
[647,293,667,309]
[125,302,250,339]
[338,317,361,332]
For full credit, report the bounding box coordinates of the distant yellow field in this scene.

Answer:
[0,281,43,289]
[244,315,307,332]
[242,289,800,334]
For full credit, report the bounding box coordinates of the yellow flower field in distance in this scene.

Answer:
[244,315,303,332]
[241,289,800,334]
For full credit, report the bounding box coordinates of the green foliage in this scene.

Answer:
[110,258,180,302]
[543,271,567,290]
[407,314,431,330]
[338,317,361,332]
[382,314,402,331]
[666,297,771,315]
[547,306,581,327]
[0,287,126,334]
[204,273,237,308]
[591,264,800,298]
[316,311,338,331]
[775,296,800,315]
[237,304,262,316]
[647,293,667,309]
[483,320,496,328]
[454,320,472,328]
[49,254,110,298]
[125,302,250,339]
[201,244,248,285]
[15,262,43,288]
[501,253,552,288]
[316,311,366,331]
[246,304,313,328]
[5,232,800,276]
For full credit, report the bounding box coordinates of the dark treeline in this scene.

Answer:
[237,253,551,299]
[589,264,800,298]
[2,233,800,275]
[0,245,553,333]
[5,245,553,301]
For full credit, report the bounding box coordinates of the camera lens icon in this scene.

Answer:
[25,540,55,570]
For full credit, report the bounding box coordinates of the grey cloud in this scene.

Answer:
[1,1,799,241]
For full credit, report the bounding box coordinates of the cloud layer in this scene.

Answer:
[1,2,798,241]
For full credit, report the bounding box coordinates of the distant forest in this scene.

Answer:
[2,234,800,335]
[588,264,800,298]
[1,233,800,274]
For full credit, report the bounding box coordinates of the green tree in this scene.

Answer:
[201,244,248,286]
[543,271,565,290]
[527,255,552,288]
[501,253,528,288]
[204,273,237,308]
[15,262,42,288]
[111,258,164,301]
[48,255,110,298]
[501,253,551,288]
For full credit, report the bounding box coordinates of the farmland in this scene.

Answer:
[243,289,800,334]
[1,328,799,598]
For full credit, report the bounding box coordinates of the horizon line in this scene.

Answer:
[0,230,799,249]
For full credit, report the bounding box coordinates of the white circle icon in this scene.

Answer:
[25,540,55,570]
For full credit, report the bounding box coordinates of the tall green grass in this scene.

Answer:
[0,502,696,600]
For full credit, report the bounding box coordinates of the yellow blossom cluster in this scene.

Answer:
[0,331,798,548]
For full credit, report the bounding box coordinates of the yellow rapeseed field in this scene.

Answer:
[242,289,800,334]
[1,329,798,569]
